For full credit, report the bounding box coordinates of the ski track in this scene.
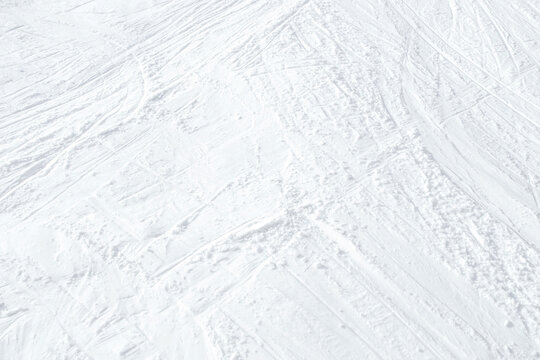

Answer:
[0,0,539,359]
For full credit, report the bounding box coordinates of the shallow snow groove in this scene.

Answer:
[1,0,539,358]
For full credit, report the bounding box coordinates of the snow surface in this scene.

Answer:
[1,0,539,359]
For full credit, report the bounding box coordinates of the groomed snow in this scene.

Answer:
[1,0,539,359]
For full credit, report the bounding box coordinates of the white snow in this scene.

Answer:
[1,0,539,359]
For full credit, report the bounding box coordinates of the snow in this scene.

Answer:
[1,0,539,359]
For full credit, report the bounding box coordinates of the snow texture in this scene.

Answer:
[1,0,539,359]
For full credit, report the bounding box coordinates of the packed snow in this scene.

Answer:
[1,0,539,359]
